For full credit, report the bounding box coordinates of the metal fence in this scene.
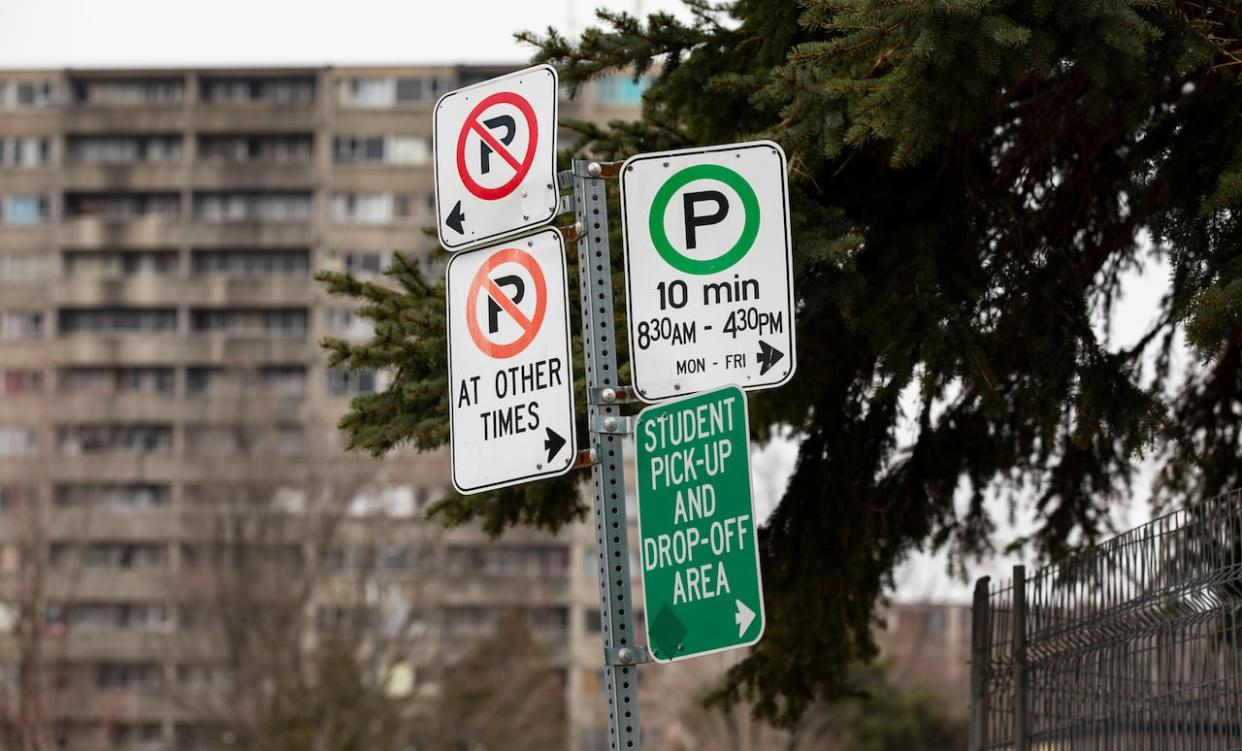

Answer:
[969,488,1242,751]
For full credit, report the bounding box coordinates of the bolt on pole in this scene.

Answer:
[572,159,644,750]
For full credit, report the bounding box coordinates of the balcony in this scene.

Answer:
[44,569,174,602]
[0,224,56,250]
[189,276,314,306]
[60,217,183,249]
[44,455,182,485]
[46,394,180,424]
[192,160,316,190]
[62,104,189,133]
[62,162,187,191]
[192,103,318,132]
[329,164,433,192]
[15,631,178,663]
[187,220,313,247]
[51,276,314,308]
[48,685,173,722]
[48,509,181,541]
[0,109,57,135]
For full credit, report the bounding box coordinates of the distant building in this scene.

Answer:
[0,64,646,750]
[875,601,972,715]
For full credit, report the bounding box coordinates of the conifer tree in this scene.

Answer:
[317,0,1242,724]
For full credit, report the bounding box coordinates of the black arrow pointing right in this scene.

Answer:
[446,201,466,235]
[756,340,784,376]
[543,427,567,464]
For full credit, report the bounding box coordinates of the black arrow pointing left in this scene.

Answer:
[446,201,466,235]
[543,427,567,463]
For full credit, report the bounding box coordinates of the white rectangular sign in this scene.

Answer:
[433,65,560,252]
[446,228,576,494]
[620,141,797,401]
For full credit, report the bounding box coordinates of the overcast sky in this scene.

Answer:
[0,0,688,69]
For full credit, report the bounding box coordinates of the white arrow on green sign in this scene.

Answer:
[634,384,765,662]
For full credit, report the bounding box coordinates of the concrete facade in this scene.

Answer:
[0,65,646,750]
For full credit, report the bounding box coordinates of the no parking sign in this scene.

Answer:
[433,65,560,251]
[445,228,576,494]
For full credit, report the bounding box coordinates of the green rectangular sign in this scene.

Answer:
[635,384,764,663]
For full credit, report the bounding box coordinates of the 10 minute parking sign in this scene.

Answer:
[620,141,796,401]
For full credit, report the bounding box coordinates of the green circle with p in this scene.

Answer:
[649,163,761,275]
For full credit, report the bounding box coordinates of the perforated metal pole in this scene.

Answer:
[571,158,644,750]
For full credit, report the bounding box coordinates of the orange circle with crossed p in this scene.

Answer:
[465,248,548,359]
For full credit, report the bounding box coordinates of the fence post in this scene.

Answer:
[1012,565,1028,751]
[969,576,991,751]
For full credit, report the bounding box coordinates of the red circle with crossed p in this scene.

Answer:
[456,92,539,201]
[466,248,547,359]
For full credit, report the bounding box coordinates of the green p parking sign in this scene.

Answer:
[621,141,796,402]
[635,385,764,662]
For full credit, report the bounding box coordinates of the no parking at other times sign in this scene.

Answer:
[433,65,560,252]
[445,228,575,494]
[620,141,796,401]
[636,385,764,662]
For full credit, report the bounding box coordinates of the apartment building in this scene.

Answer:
[0,65,646,750]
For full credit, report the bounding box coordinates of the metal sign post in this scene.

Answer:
[571,158,645,750]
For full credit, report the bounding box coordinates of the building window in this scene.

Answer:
[59,602,171,633]
[73,78,184,105]
[596,74,650,104]
[340,77,394,108]
[0,310,43,340]
[186,365,306,397]
[331,192,391,224]
[64,193,179,219]
[191,249,309,276]
[0,427,38,457]
[262,366,307,397]
[95,663,163,691]
[0,369,43,397]
[58,367,175,396]
[53,484,170,512]
[185,425,304,457]
[190,308,308,336]
[55,424,173,456]
[323,308,375,338]
[0,137,52,168]
[0,252,52,281]
[0,486,34,513]
[200,77,315,104]
[66,135,182,164]
[195,192,312,221]
[2,195,49,225]
[395,76,444,103]
[333,135,429,165]
[331,250,388,275]
[331,192,429,224]
[51,543,168,571]
[326,368,377,396]
[0,81,56,109]
[63,250,178,278]
[198,135,313,163]
[58,308,177,335]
